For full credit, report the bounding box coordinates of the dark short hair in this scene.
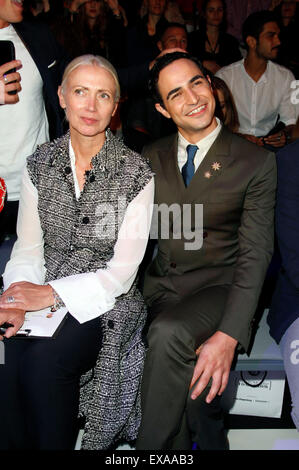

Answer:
[242,10,278,49]
[157,22,188,42]
[149,52,208,107]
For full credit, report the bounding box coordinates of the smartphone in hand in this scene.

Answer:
[0,40,17,95]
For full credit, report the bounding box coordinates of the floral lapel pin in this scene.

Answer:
[204,162,222,179]
[211,162,221,172]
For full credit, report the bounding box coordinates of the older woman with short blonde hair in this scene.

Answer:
[0,55,154,450]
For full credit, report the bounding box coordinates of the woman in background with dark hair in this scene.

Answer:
[52,0,127,66]
[273,0,299,78]
[212,75,239,132]
[189,0,242,74]
[125,0,169,66]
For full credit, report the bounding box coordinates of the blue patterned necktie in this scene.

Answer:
[182,144,198,187]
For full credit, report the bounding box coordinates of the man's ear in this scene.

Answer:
[157,40,163,52]
[155,102,171,119]
[246,35,257,50]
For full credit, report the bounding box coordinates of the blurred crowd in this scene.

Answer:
[7,0,297,152]
[23,1,299,75]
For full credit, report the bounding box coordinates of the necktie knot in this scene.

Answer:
[182,145,198,187]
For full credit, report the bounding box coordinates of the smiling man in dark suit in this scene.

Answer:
[136,51,277,450]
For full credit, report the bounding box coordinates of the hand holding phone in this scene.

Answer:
[0,40,22,104]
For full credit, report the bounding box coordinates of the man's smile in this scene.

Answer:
[186,104,208,116]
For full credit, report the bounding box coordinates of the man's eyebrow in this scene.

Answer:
[190,74,205,83]
[166,74,205,101]
[166,86,181,101]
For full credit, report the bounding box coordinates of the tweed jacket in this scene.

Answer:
[26,130,153,449]
[143,127,277,352]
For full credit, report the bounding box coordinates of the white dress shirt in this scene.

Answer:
[178,118,222,172]
[3,144,155,323]
[216,59,297,136]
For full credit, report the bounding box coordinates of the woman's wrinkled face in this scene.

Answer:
[58,64,118,139]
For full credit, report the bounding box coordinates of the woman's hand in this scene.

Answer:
[0,60,22,105]
[0,308,26,339]
[105,0,120,15]
[69,0,88,12]
[104,0,128,24]
[0,282,54,312]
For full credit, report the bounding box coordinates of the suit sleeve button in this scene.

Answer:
[82,216,90,224]
[108,320,114,329]
[170,262,176,268]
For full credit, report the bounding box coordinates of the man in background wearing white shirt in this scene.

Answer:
[216,10,296,150]
[0,0,66,242]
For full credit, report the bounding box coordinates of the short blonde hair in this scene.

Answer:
[61,54,120,102]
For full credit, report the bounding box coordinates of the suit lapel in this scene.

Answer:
[157,134,186,204]
[14,23,48,83]
[155,127,235,206]
[183,126,234,204]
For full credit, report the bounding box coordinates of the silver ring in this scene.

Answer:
[6,296,15,303]
[3,75,8,84]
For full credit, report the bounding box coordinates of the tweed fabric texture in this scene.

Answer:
[26,129,153,449]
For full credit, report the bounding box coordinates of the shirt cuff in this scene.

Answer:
[49,272,115,323]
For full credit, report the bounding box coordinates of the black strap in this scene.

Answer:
[240,370,267,388]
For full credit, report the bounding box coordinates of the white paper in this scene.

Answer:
[17,306,68,338]
[221,370,286,418]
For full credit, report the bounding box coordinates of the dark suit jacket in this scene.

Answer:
[143,126,277,352]
[268,140,299,344]
[13,20,68,139]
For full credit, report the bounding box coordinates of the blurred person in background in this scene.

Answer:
[216,10,296,150]
[125,0,169,66]
[212,75,239,132]
[52,0,127,66]
[0,0,66,242]
[122,22,188,152]
[189,0,242,75]
[225,0,276,43]
[273,0,299,78]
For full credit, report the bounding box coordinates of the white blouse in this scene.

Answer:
[3,155,155,324]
